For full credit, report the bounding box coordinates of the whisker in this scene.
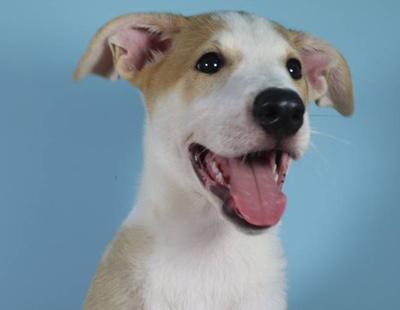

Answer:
[309,114,340,118]
[311,129,351,145]
[308,141,330,175]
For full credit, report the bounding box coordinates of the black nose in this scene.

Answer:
[252,88,305,137]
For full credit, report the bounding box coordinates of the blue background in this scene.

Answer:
[1,0,399,309]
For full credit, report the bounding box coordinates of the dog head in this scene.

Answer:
[75,12,353,231]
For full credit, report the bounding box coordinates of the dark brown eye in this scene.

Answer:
[195,52,224,74]
[286,58,302,80]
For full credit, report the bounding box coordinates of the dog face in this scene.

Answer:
[75,12,353,231]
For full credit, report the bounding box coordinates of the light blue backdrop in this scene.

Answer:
[1,0,399,309]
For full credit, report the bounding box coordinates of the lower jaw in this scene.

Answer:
[208,185,271,232]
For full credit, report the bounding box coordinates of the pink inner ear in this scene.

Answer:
[109,27,171,72]
[301,49,332,93]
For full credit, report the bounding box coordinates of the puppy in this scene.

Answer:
[75,11,353,310]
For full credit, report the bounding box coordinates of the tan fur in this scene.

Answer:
[84,226,152,310]
[133,14,227,111]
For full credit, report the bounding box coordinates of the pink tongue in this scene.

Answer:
[228,157,286,227]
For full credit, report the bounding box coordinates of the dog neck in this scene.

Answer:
[127,121,250,248]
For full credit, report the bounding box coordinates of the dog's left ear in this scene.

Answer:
[287,30,354,116]
[73,13,185,82]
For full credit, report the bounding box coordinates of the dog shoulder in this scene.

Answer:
[84,225,152,310]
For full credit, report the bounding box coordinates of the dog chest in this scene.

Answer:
[141,232,287,309]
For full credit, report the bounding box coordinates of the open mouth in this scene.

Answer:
[189,143,292,230]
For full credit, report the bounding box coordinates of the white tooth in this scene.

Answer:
[274,173,279,183]
[272,164,277,174]
[211,160,219,174]
[216,172,224,184]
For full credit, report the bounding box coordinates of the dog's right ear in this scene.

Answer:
[73,13,184,82]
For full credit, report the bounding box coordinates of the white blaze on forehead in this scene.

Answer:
[216,12,294,89]
[217,12,288,50]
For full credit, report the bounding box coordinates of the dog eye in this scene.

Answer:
[195,52,224,74]
[286,58,302,80]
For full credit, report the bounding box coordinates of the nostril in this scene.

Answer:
[264,106,279,121]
